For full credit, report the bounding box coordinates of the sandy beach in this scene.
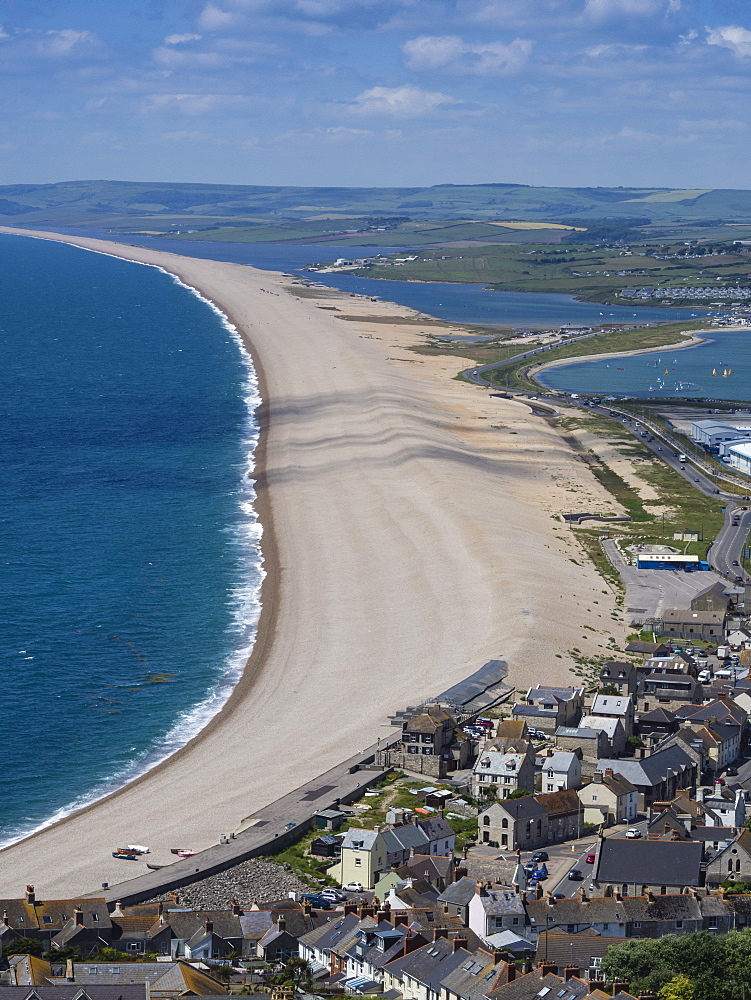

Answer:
[0,228,626,897]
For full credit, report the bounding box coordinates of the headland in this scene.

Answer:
[0,227,626,897]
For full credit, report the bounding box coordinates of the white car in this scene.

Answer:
[342,881,365,893]
[626,827,642,839]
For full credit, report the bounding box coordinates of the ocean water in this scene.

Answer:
[0,234,263,845]
[536,328,751,402]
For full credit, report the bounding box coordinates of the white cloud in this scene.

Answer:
[164,33,202,45]
[584,42,648,57]
[0,26,9,40]
[198,5,239,30]
[403,34,532,75]
[37,29,99,56]
[706,25,751,59]
[349,84,461,117]
[584,0,678,18]
[153,46,225,67]
[142,93,255,115]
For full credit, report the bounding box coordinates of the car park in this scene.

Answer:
[342,881,365,893]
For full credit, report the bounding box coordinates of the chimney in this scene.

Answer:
[432,928,449,941]
[277,916,286,932]
[523,958,533,974]
[204,918,213,934]
[505,961,516,983]
[612,980,630,995]
[589,980,606,992]
[578,888,588,904]
[65,959,74,982]
[546,892,556,907]
[563,965,580,981]
[376,909,389,923]
[454,866,468,882]
[303,902,313,917]
[231,898,241,916]
[475,881,487,896]
[394,913,409,927]
[614,888,622,901]
[157,901,164,917]
[112,901,124,917]
[452,936,468,953]
[74,906,84,926]
[538,960,557,977]
[646,888,654,902]
[593,771,603,783]
[605,768,614,779]
[344,903,358,916]
[25,885,35,905]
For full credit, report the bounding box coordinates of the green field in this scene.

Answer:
[345,241,751,306]
[4,179,751,231]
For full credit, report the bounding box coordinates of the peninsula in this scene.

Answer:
[0,228,624,897]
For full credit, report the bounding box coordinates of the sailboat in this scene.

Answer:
[711,368,717,376]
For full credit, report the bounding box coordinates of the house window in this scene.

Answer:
[127,943,140,952]
[354,858,362,866]
[502,819,508,829]
[422,747,433,755]
[408,746,418,754]
[591,795,597,802]
[512,917,519,925]
[633,922,641,928]
[676,921,683,929]
[660,886,667,895]
[484,816,490,826]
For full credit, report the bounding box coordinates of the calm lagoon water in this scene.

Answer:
[0,234,263,843]
[536,329,751,402]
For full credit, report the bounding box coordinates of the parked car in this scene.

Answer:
[301,893,331,909]
[342,881,365,893]
[284,822,297,830]
[726,766,739,777]
[586,853,596,864]
[568,869,584,881]
[533,868,548,881]
[531,851,549,863]
[321,888,347,901]
[626,827,642,839]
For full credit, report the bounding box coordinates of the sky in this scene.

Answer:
[2,0,751,189]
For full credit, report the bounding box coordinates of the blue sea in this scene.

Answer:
[536,329,751,402]
[0,234,263,845]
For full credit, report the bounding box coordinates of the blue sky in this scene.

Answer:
[2,0,751,189]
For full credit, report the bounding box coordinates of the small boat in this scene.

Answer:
[711,369,717,376]
[112,851,140,860]
[617,367,625,370]
[146,862,166,871]
[117,844,149,855]
[171,848,198,858]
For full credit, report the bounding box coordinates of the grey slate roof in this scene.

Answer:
[486,971,591,1000]
[477,889,525,918]
[438,877,479,908]
[382,937,477,993]
[595,838,703,887]
[0,991,147,1000]
[342,829,382,851]
[596,744,694,787]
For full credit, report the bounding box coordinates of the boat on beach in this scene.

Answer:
[146,862,166,870]
[170,848,198,857]
[112,850,140,860]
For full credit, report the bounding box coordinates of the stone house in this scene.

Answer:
[536,788,583,843]
[580,714,626,756]
[595,744,697,811]
[478,798,548,851]
[555,726,609,762]
[636,673,703,714]
[376,707,473,778]
[599,661,637,696]
[472,747,535,800]
[691,581,733,615]
[590,838,704,896]
[511,686,584,735]
[578,769,638,828]
[656,609,726,643]
[705,829,751,887]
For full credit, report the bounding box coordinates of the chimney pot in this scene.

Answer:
[25,885,35,905]
[277,916,286,932]
[564,965,580,981]
[205,918,214,934]
[452,936,468,953]
[74,906,84,926]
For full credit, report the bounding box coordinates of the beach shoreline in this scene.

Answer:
[0,226,629,897]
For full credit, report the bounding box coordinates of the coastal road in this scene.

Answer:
[709,505,751,581]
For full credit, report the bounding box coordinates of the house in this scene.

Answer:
[636,673,703,714]
[701,784,747,828]
[537,749,581,793]
[705,829,751,887]
[437,878,479,925]
[532,932,629,982]
[337,828,389,890]
[478,798,548,851]
[485,969,611,1000]
[537,788,583,843]
[525,892,704,941]
[298,911,365,977]
[578,769,638,828]
[376,707,473,778]
[343,918,415,992]
[381,933,490,1000]
[471,747,535,800]
[595,744,697,810]
[590,694,634,738]
[655,608,725,643]
[46,961,227,997]
[495,719,529,741]
[467,885,526,943]
[555,726,609,762]
[675,696,747,741]
[625,640,669,656]
[579,714,627,756]
[591,838,704,895]
[599,661,637,696]
[727,627,751,648]
[0,888,112,953]
[511,686,584,735]
[635,707,678,745]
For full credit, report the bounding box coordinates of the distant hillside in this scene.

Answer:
[2,179,751,229]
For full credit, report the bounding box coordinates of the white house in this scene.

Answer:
[581,714,627,756]
[471,747,535,800]
[591,694,634,738]
[538,750,581,793]
[578,768,638,827]
[467,885,526,943]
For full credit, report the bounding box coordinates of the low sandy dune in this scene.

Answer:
[0,229,625,897]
